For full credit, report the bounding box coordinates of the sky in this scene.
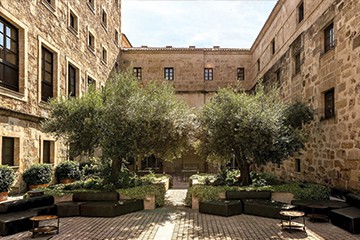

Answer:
[122,0,278,49]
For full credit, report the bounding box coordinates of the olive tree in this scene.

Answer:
[42,70,194,181]
[197,85,313,186]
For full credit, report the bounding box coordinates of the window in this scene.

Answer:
[43,0,55,10]
[324,22,334,52]
[295,159,301,172]
[101,9,107,29]
[271,38,275,54]
[324,88,335,119]
[141,155,161,170]
[114,29,119,46]
[68,9,78,33]
[88,32,95,52]
[41,47,53,101]
[298,2,304,23]
[1,137,14,166]
[0,17,19,91]
[87,76,96,90]
[133,67,142,80]
[42,140,52,164]
[164,67,174,80]
[88,0,95,10]
[204,68,213,80]
[237,68,245,80]
[294,51,301,75]
[257,59,260,72]
[102,47,107,64]
[68,64,76,97]
[276,69,281,85]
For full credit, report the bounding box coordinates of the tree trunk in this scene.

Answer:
[111,159,123,182]
[239,162,252,186]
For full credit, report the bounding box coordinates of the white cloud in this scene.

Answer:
[122,0,277,48]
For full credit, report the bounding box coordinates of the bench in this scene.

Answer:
[56,192,143,217]
[0,195,56,236]
[199,200,242,217]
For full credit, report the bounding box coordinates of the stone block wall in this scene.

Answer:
[0,0,121,192]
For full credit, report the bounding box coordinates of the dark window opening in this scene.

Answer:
[298,2,304,23]
[295,159,301,172]
[271,39,275,54]
[237,68,245,80]
[41,47,54,101]
[257,59,260,72]
[0,17,19,91]
[324,88,335,119]
[141,155,162,170]
[2,137,14,166]
[276,69,281,85]
[324,23,334,52]
[115,30,119,45]
[88,32,95,51]
[87,76,95,90]
[164,67,174,80]
[68,64,76,97]
[133,67,142,80]
[69,11,77,31]
[102,10,107,28]
[204,68,213,80]
[294,52,301,75]
[102,48,107,63]
[43,140,51,164]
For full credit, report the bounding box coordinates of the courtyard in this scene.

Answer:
[1,189,358,240]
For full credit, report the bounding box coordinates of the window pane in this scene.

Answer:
[4,65,18,90]
[5,50,17,65]
[2,137,14,166]
[45,61,52,72]
[0,22,3,33]
[43,141,51,164]
[0,33,3,47]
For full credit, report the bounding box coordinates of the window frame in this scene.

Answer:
[133,67,142,80]
[164,67,174,80]
[204,68,213,81]
[294,51,301,75]
[101,8,108,30]
[237,68,245,81]
[324,22,334,53]
[41,46,54,102]
[0,16,19,92]
[87,0,95,12]
[68,7,79,36]
[88,30,95,53]
[68,64,77,97]
[1,137,14,166]
[324,88,335,119]
[101,47,107,64]
[271,38,275,55]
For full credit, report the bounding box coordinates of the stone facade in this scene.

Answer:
[0,0,121,192]
[120,0,360,191]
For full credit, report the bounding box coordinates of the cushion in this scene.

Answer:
[330,207,360,234]
[116,200,144,215]
[226,190,271,200]
[346,194,360,208]
[0,210,37,236]
[72,192,119,202]
[0,195,54,213]
[56,201,83,217]
[243,199,294,219]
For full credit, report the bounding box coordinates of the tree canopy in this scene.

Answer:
[197,85,313,185]
[42,71,194,181]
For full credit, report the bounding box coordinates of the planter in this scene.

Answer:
[218,192,226,200]
[53,194,73,203]
[29,183,49,190]
[192,196,199,210]
[60,178,75,184]
[0,192,8,202]
[271,192,294,204]
[144,194,156,210]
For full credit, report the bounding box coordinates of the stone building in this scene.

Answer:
[0,0,121,192]
[121,0,360,191]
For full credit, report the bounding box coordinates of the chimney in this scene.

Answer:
[141,45,148,48]
[189,46,196,49]
[166,46,172,48]
[213,46,220,49]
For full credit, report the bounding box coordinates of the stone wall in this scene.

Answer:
[0,0,121,192]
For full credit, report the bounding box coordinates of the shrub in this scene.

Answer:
[22,164,52,185]
[250,171,282,187]
[0,165,15,192]
[212,169,241,186]
[117,184,166,207]
[55,161,81,182]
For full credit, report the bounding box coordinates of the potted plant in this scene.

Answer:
[22,164,52,190]
[0,165,15,201]
[55,161,81,184]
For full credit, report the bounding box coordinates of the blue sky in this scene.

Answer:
[122,0,277,49]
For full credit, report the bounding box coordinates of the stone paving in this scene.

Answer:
[1,188,359,240]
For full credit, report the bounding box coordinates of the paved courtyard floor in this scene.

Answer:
[1,188,359,240]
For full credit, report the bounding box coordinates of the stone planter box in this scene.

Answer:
[0,192,8,202]
[53,194,73,203]
[192,196,199,210]
[28,183,49,190]
[59,178,75,184]
[160,178,170,191]
[271,192,294,204]
[144,194,155,210]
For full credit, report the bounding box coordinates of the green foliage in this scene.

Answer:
[43,70,194,181]
[284,101,314,129]
[117,184,166,207]
[250,172,282,187]
[55,161,81,182]
[185,182,330,206]
[197,85,313,185]
[189,173,218,185]
[0,165,15,192]
[22,164,52,185]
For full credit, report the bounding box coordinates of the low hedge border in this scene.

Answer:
[185,183,330,206]
[117,184,166,207]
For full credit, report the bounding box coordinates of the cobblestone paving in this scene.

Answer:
[1,189,359,240]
